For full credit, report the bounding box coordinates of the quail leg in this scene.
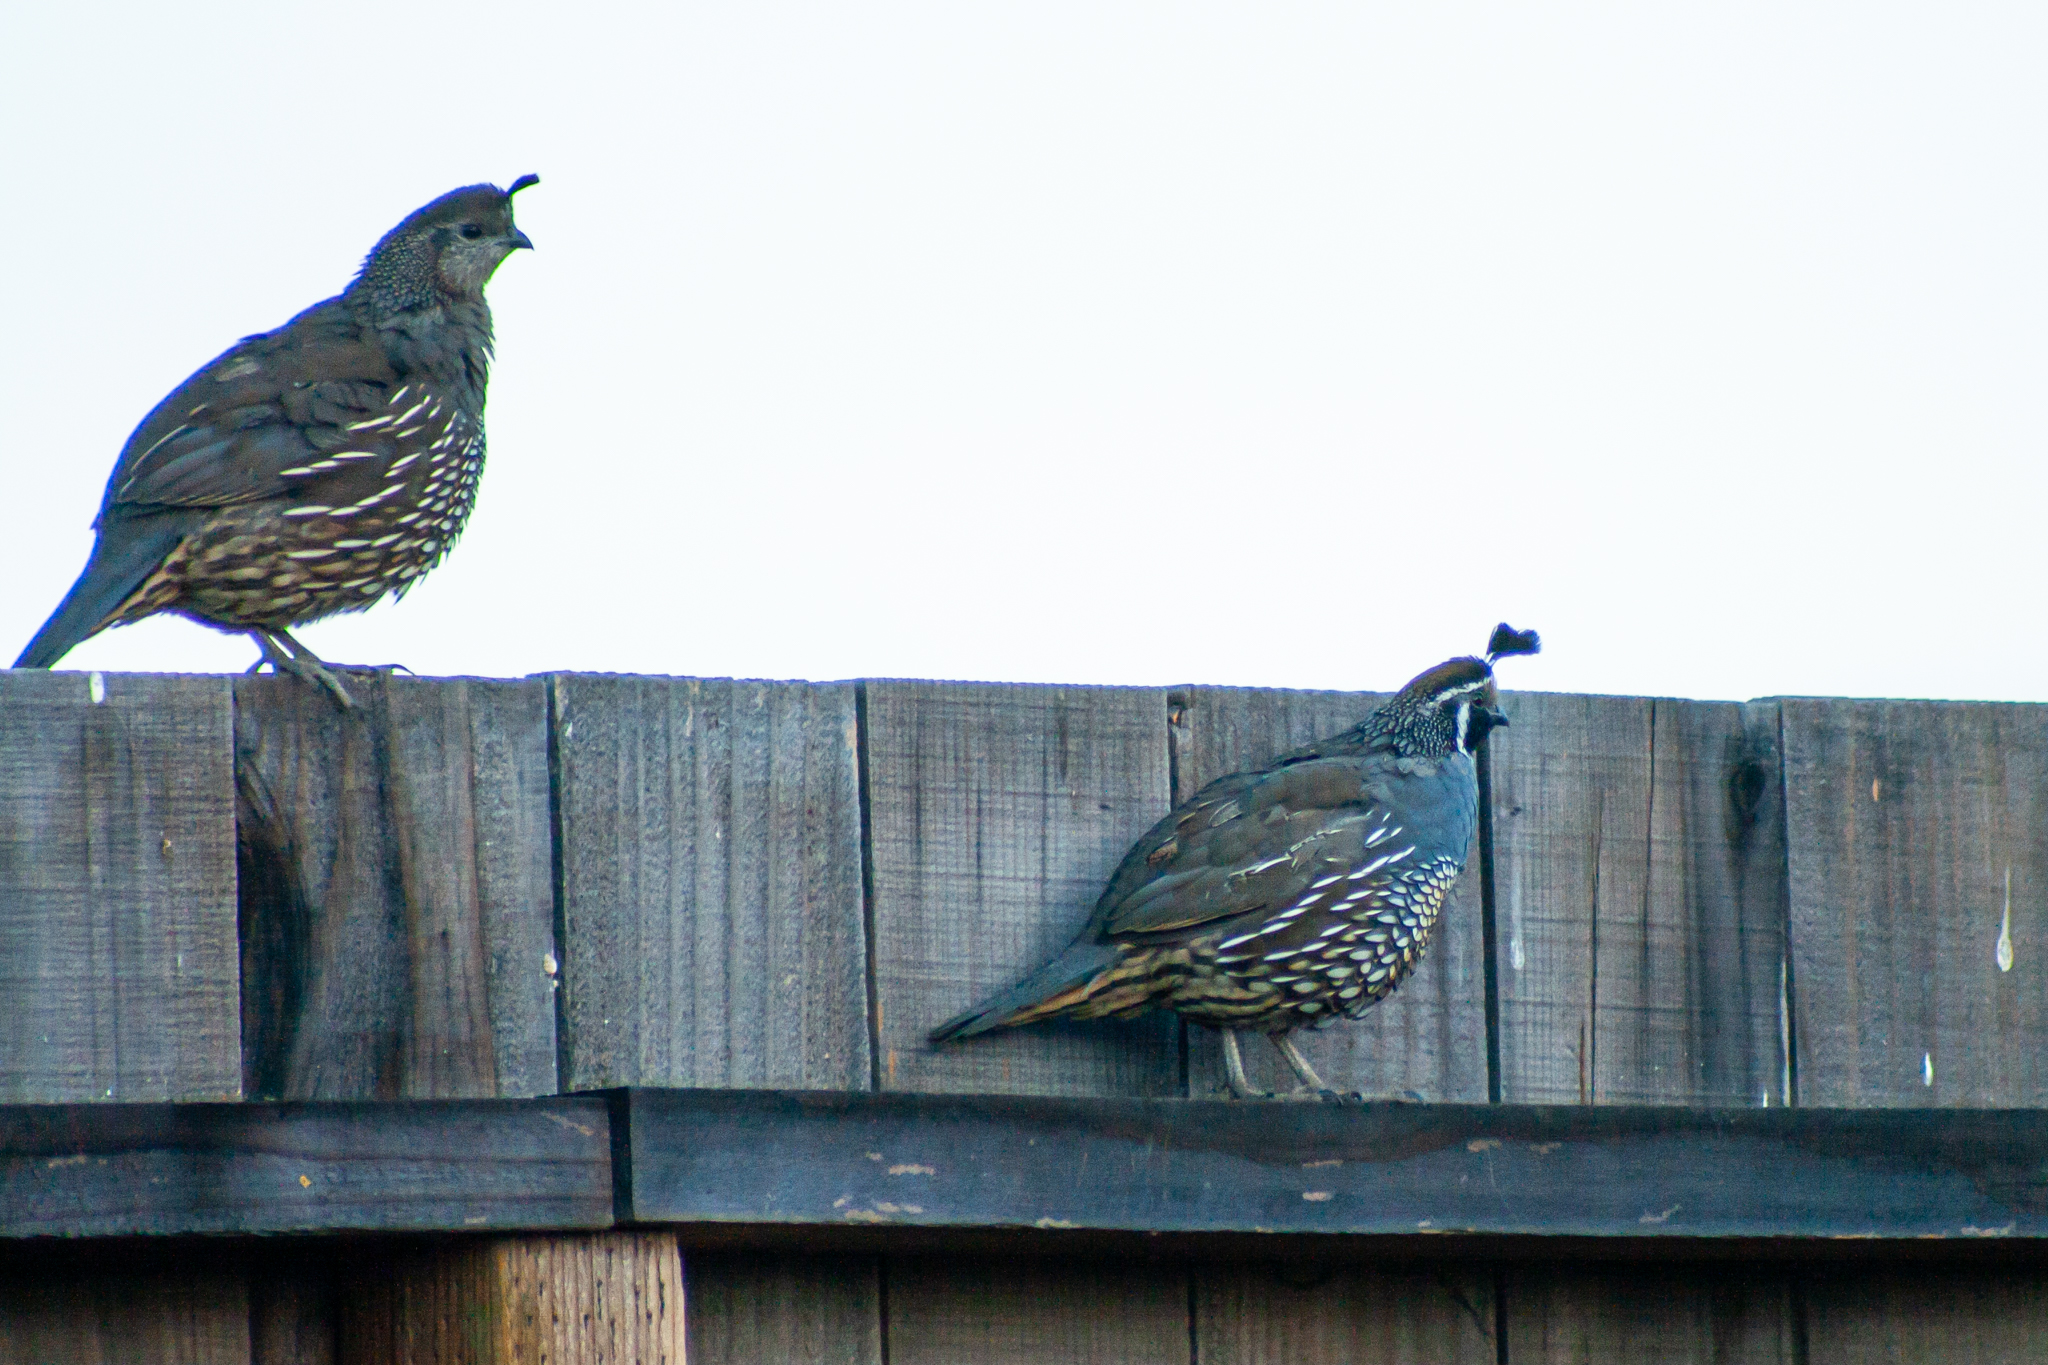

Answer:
[247,628,356,710]
[1219,1029,1336,1101]
[1269,1034,1348,1103]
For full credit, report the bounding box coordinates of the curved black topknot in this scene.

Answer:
[1486,623,1541,662]
[508,174,540,196]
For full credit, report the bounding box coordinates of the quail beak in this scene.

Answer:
[506,228,535,251]
[1483,705,1509,729]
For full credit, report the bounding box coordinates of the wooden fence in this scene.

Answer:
[1,669,2045,1362]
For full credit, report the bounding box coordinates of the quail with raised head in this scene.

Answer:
[931,624,1541,1098]
[14,176,539,707]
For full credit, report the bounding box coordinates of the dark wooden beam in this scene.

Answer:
[0,1097,611,1237]
[619,1089,2048,1247]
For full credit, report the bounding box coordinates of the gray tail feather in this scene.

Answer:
[14,523,189,669]
[928,941,1124,1042]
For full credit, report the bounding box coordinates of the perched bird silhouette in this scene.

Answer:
[931,624,1541,1098]
[14,176,539,707]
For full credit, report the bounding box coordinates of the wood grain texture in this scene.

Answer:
[1784,698,2048,1107]
[1504,1267,1794,1364]
[0,670,240,1101]
[1169,686,1487,1101]
[251,1267,337,1365]
[685,1253,883,1365]
[235,673,556,1101]
[866,680,1178,1097]
[886,1257,1188,1365]
[0,1268,251,1365]
[1489,691,1655,1103]
[342,1231,684,1365]
[1194,1264,1495,1364]
[551,676,869,1090]
[1803,1270,2048,1365]
[1607,699,1790,1107]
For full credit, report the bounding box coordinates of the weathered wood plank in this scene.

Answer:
[1193,1264,1496,1364]
[0,670,240,1101]
[1504,1267,1794,1364]
[1803,1270,2048,1365]
[1606,699,1790,1107]
[1488,691,1656,1103]
[251,1266,337,1365]
[551,675,869,1090]
[886,1256,1188,1365]
[1168,685,1487,1101]
[342,1231,684,1365]
[0,1096,611,1236]
[685,1253,883,1365]
[1784,698,2048,1107]
[0,1268,251,1364]
[620,1088,2048,1244]
[234,673,556,1101]
[866,680,1178,1097]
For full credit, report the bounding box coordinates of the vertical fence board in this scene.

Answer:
[1784,699,2048,1107]
[0,1268,252,1364]
[234,674,556,1101]
[1804,1271,2048,1365]
[1503,1268,1794,1364]
[686,1253,883,1365]
[1168,685,1487,1100]
[551,675,869,1091]
[0,671,240,1102]
[866,680,1178,1097]
[1194,1265,1495,1365]
[1609,699,1790,1107]
[251,1267,337,1365]
[1489,692,1656,1103]
[887,1257,1187,1365]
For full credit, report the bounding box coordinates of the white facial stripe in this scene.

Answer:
[1455,700,1473,755]
[1438,677,1491,701]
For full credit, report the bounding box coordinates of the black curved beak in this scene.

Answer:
[507,229,534,251]
[1483,705,1509,729]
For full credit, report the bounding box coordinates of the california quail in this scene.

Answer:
[930,624,1541,1099]
[13,176,539,707]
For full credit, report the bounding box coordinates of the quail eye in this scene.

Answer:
[460,224,484,240]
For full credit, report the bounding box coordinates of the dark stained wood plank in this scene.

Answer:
[685,1253,883,1365]
[1194,1263,1495,1364]
[1603,699,1790,1107]
[0,1268,251,1364]
[342,1231,684,1364]
[0,1096,611,1236]
[1784,698,2048,1108]
[0,670,240,1101]
[1803,1270,2048,1365]
[250,1266,337,1365]
[234,673,557,1101]
[886,1256,1188,1365]
[865,680,1178,1098]
[620,1088,2048,1244]
[1504,1267,1794,1364]
[551,676,869,1090]
[1169,685,1487,1101]
[1488,692,1655,1103]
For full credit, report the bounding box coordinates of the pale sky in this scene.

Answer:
[5,4,2044,702]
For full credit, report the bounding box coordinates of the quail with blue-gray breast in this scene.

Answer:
[14,176,539,707]
[930,624,1540,1099]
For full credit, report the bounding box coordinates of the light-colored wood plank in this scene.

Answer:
[1804,1271,2048,1365]
[1488,691,1656,1103]
[0,1267,252,1364]
[1195,1264,1495,1365]
[1609,699,1790,1106]
[686,1253,882,1365]
[0,670,240,1101]
[887,1257,1186,1365]
[1784,698,2048,1106]
[552,675,869,1089]
[234,673,557,1100]
[1169,685,1488,1101]
[1504,1268,1793,1364]
[343,1231,685,1365]
[866,680,1178,1097]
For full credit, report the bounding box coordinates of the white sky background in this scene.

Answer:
[3,4,2045,702]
